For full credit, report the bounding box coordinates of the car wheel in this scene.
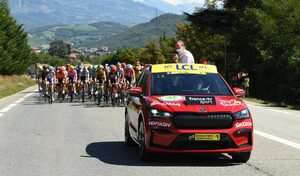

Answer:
[230,152,251,163]
[124,113,135,146]
[138,120,151,161]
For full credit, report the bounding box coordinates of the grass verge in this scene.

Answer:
[0,75,36,99]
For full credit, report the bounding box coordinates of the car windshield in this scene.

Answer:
[151,73,232,96]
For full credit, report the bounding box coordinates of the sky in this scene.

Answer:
[161,0,203,5]
[134,0,204,6]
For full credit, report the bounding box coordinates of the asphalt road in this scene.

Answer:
[0,86,300,176]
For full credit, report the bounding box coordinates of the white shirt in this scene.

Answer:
[177,49,195,64]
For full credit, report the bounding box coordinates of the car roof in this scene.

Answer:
[149,64,218,74]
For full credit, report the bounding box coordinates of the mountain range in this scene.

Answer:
[28,14,188,49]
[9,0,201,29]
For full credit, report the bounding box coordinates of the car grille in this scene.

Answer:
[172,113,233,129]
[171,134,237,150]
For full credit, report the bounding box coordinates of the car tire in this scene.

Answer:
[138,120,151,161]
[125,113,135,146]
[230,152,251,163]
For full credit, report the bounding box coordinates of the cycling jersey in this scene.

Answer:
[68,69,77,83]
[96,69,106,82]
[47,71,55,84]
[41,69,48,80]
[109,73,118,84]
[117,68,124,78]
[125,68,134,84]
[90,68,97,79]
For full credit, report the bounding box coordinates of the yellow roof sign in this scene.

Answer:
[152,64,218,74]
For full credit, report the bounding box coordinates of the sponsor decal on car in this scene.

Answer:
[165,102,181,107]
[219,99,242,106]
[235,121,252,128]
[159,96,185,102]
[148,121,171,128]
[152,64,218,74]
[185,96,216,105]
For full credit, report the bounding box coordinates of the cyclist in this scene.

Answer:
[124,64,135,88]
[134,61,142,80]
[40,65,49,93]
[67,65,77,94]
[46,66,56,102]
[56,66,67,96]
[96,65,107,84]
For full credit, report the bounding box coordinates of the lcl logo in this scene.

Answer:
[176,64,207,71]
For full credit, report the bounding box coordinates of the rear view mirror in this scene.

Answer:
[129,87,143,96]
[232,87,245,98]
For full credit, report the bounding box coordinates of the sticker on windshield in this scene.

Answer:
[152,64,218,74]
[159,96,185,102]
[185,96,216,105]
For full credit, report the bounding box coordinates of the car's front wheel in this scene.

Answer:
[230,152,251,163]
[138,120,151,161]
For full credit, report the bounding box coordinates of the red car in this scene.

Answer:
[125,64,253,163]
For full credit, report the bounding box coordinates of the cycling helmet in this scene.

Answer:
[98,65,104,69]
[126,64,133,69]
[49,66,55,72]
[110,65,117,73]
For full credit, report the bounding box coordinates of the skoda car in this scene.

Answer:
[125,64,253,163]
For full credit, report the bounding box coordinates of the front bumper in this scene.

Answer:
[146,119,253,154]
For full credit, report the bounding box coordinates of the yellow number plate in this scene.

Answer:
[194,133,221,141]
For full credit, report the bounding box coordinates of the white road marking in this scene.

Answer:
[255,130,300,150]
[0,92,34,118]
[248,104,291,115]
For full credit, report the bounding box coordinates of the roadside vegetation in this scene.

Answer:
[0,75,35,99]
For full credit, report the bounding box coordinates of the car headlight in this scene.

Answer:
[150,109,172,118]
[234,109,250,120]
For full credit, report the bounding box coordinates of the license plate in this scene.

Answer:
[194,133,220,141]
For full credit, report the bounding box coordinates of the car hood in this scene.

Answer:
[145,95,247,113]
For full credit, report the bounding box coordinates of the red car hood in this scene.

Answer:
[146,95,247,113]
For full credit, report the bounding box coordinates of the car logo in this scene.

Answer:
[199,106,207,113]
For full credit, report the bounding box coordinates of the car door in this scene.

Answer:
[127,71,145,138]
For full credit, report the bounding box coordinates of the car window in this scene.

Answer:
[139,73,148,95]
[151,73,232,96]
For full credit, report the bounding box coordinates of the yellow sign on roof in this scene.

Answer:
[152,64,218,74]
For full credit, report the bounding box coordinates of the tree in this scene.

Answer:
[0,4,34,75]
[48,40,71,58]
[140,41,165,64]
[0,0,8,8]
[176,23,225,70]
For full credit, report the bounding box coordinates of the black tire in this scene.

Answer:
[82,86,85,103]
[230,152,251,163]
[125,113,135,146]
[138,120,151,161]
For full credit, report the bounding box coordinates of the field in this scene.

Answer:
[0,75,36,99]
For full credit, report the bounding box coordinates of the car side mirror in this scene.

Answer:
[232,87,245,98]
[129,87,143,96]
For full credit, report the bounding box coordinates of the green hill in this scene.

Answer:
[87,14,188,49]
[28,22,129,47]
[28,14,188,49]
